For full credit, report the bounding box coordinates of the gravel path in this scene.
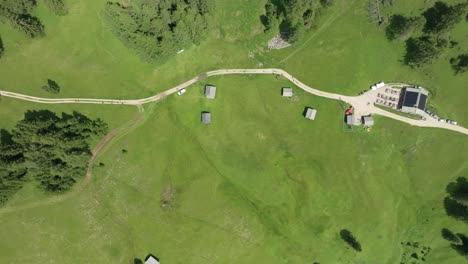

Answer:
[0,68,467,135]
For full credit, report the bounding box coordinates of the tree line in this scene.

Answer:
[382,1,467,70]
[0,110,107,206]
[0,0,68,39]
[262,0,334,43]
[103,0,214,64]
[442,177,468,258]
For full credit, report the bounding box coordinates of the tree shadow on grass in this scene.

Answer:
[23,110,58,122]
[451,233,468,257]
[446,177,468,201]
[444,197,468,222]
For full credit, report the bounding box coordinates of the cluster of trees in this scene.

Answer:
[386,15,425,42]
[404,35,448,67]
[442,229,468,257]
[42,79,61,94]
[406,1,468,68]
[383,1,467,68]
[422,1,467,34]
[340,229,362,252]
[0,0,68,38]
[103,0,214,64]
[262,0,330,43]
[442,177,468,258]
[0,0,45,38]
[450,54,468,74]
[0,110,107,206]
[43,0,68,16]
[444,177,468,222]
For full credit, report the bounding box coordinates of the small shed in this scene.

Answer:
[145,255,160,264]
[346,114,360,126]
[346,115,354,125]
[201,112,211,124]
[304,107,317,120]
[205,85,217,99]
[282,87,293,97]
[362,115,374,126]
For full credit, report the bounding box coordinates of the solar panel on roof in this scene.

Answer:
[418,94,427,110]
[403,91,418,107]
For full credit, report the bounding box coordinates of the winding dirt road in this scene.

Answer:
[1,68,467,135]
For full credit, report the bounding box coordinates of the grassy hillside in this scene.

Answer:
[0,1,465,122]
[0,0,467,263]
[1,75,467,263]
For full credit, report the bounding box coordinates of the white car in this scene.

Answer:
[177,89,186,95]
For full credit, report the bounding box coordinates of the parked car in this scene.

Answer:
[438,119,446,123]
[421,116,427,121]
[177,89,187,95]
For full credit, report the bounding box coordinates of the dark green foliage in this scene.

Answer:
[0,110,107,205]
[444,197,468,222]
[442,228,461,244]
[404,36,446,67]
[0,0,45,38]
[442,178,468,258]
[320,0,334,7]
[447,177,468,201]
[262,0,320,43]
[0,0,36,15]
[449,40,458,48]
[386,15,425,41]
[444,177,468,222]
[423,1,468,34]
[43,0,68,16]
[41,79,61,94]
[340,229,362,252]
[262,0,280,32]
[450,54,468,74]
[452,233,468,258]
[0,34,4,57]
[103,0,214,64]
[12,110,107,192]
[380,2,467,69]
[12,14,45,38]
[0,130,28,206]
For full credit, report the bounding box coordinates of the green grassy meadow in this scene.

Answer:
[0,0,467,263]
